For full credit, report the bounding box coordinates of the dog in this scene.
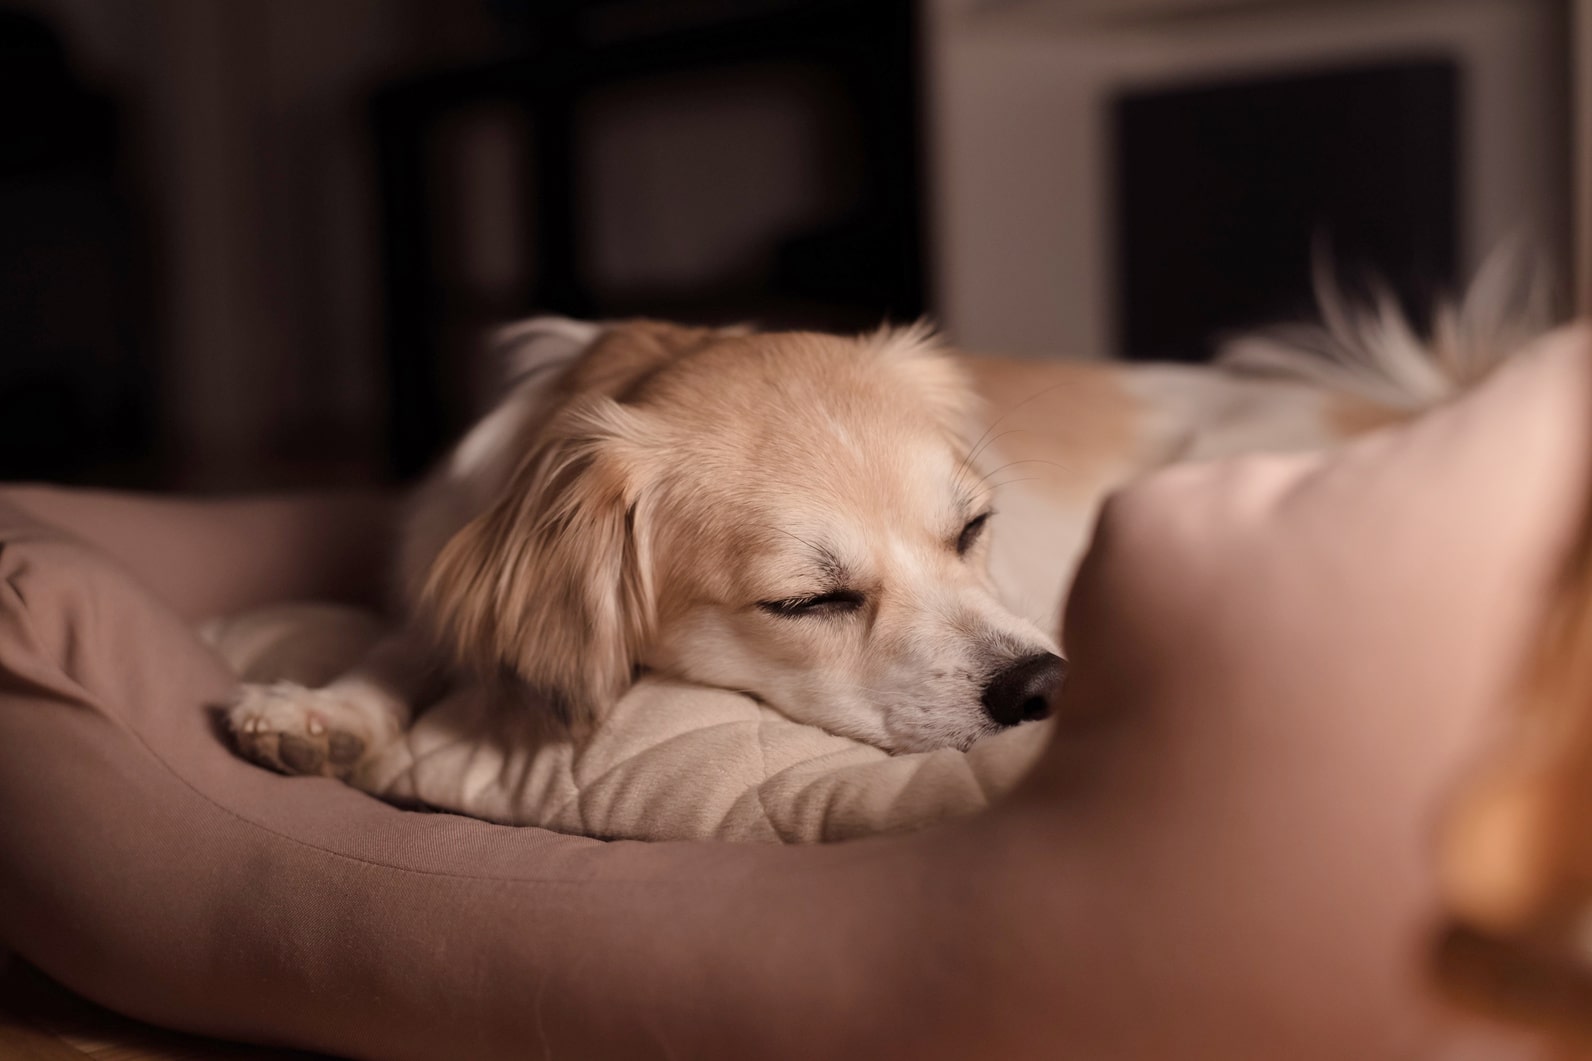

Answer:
[228,263,1545,775]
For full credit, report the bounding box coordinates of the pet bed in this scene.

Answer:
[0,324,1585,1058]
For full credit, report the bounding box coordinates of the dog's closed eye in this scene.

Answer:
[956,511,992,557]
[758,589,866,619]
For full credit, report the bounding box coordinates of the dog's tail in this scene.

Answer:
[1218,242,1558,409]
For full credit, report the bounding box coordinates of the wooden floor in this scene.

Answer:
[0,953,329,1061]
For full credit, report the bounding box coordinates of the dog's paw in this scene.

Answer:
[227,682,371,779]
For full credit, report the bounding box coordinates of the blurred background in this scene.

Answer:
[1,0,1586,489]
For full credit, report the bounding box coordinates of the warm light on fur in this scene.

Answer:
[231,263,1555,774]
[409,319,1056,750]
[422,396,660,723]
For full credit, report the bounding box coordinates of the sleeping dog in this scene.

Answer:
[229,276,1541,772]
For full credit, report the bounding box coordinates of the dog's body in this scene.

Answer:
[956,351,1394,629]
[229,293,1530,778]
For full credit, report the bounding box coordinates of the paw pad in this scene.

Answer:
[227,683,371,780]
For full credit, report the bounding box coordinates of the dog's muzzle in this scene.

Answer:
[981,653,1066,727]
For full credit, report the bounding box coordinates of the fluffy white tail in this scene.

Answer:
[1219,242,1558,409]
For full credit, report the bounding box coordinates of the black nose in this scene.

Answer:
[981,653,1066,727]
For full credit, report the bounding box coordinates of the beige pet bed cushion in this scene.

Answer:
[0,324,1584,1058]
[206,605,1049,843]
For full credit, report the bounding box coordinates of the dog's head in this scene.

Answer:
[423,320,1062,752]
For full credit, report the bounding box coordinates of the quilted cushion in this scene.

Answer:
[207,601,1047,842]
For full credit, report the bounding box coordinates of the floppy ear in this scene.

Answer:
[421,396,658,724]
[563,318,739,400]
[489,315,603,389]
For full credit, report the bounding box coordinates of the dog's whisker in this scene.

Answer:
[955,433,1020,493]
[976,467,1061,495]
[975,457,1070,485]
[958,378,1092,483]
[960,443,1076,503]
[772,526,823,553]
[959,428,1043,494]
[965,427,1030,469]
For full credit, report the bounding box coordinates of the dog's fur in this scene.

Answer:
[229,263,1547,775]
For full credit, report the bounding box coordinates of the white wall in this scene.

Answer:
[925,0,1577,357]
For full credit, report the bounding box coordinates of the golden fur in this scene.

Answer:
[411,321,1053,751]
[233,294,1538,770]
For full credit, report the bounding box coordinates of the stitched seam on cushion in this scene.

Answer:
[752,720,790,843]
[562,716,596,839]
[541,762,586,838]
[549,717,765,838]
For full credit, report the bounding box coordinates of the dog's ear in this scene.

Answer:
[868,320,980,431]
[489,315,603,388]
[421,396,658,724]
[562,319,736,401]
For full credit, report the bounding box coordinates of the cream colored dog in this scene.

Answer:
[229,281,1536,774]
